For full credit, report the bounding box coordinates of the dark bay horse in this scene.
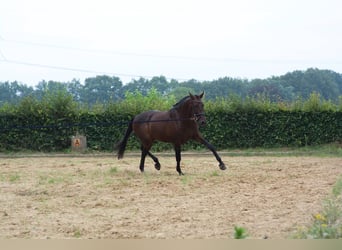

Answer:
[116,92,227,175]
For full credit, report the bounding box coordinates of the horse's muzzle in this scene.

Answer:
[195,113,206,126]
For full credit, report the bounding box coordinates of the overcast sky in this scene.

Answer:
[1,0,342,86]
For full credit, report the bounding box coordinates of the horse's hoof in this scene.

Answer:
[155,162,161,170]
[219,162,227,170]
[178,171,184,176]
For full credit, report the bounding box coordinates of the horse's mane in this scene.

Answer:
[172,95,190,109]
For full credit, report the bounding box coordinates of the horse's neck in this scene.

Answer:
[171,105,192,119]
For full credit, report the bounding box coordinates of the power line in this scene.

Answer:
[2,35,324,64]
[2,34,342,84]
[2,34,342,65]
[0,34,200,81]
[0,58,149,78]
[0,48,7,61]
[0,58,192,82]
[0,35,240,62]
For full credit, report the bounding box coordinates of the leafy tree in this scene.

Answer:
[34,80,68,100]
[0,81,34,105]
[248,79,285,102]
[1,68,342,108]
[279,68,342,100]
[169,86,195,100]
[203,77,249,99]
[181,79,202,94]
[81,75,123,105]
[121,77,151,96]
[149,76,170,94]
[66,79,83,101]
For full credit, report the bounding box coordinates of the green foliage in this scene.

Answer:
[119,87,176,114]
[0,90,78,151]
[0,81,34,105]
[234,226,248,239]
[0,88,342,152]
[1,68,342,107]
[203,110,341,148]
[81,75,122,105]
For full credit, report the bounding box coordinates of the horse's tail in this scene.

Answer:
[116,118,134,159]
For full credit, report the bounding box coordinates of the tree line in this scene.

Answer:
[1,68,342,107]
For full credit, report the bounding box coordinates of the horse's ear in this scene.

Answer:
[199,91,204,99]
[189,92,195,100]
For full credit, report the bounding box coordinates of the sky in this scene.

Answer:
[0,0,342,86]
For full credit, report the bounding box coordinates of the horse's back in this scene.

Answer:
[133,110,157,122]
[133,110,184,143]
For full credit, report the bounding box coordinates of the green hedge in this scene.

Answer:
[203,111,342,148]
[0,90,341,152]
[1,110,341,151]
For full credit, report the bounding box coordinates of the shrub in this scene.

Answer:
[0,90,341,151]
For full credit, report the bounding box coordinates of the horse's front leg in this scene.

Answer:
[174,145,184,175]
[196,136,227,170]
[146,151,161,170]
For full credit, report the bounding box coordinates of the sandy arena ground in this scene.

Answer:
[0,153,341,239]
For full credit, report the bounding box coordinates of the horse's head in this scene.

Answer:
[189,92,206,126]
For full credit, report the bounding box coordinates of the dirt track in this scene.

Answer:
[0,154,341,239]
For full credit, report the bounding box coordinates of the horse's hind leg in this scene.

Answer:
[147,151,161,170]
[139,148,148,173]
[174,145,184,175]
[139,144,157,172]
